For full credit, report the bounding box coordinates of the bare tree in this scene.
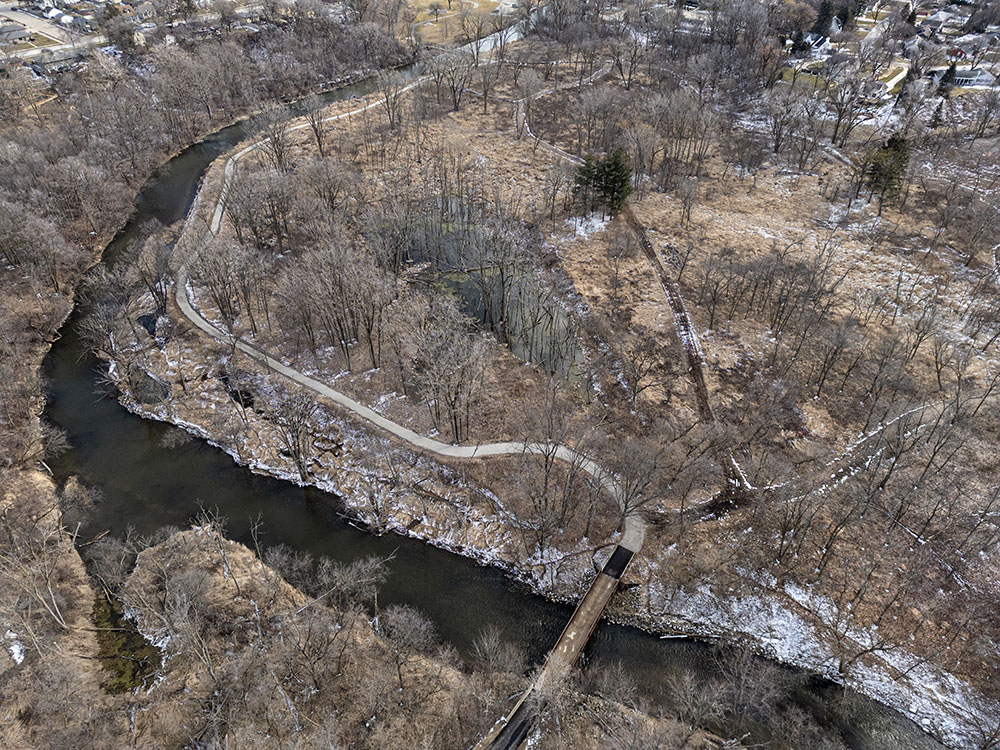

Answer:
[0,500,74,634]
[301,94,330,158]
[515,69,544,139]
[609,31,645,90]
[607,226,637,314]
[517,386,597,554]
[377,69,407,130]
[490,13,515,70]
[606,437,664,526]
[253,107,291,173]
[437,50,475,112]
[302,158,362,223]
[970,88,1000,139]
[379,604,437,693]
[761,88,802,155]
[460,12,490,66]
[827,71,867,147]
[477,54,501,114]
[409,297,490,443]
[264,390,318,482]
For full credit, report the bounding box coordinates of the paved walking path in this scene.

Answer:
[178,72,643,541]
[172,68,645,750]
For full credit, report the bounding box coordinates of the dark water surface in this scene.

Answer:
[41,79,944,750]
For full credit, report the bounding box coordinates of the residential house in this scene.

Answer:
[0,23,30,44]
[803,32,832,54]
[954,67,995,86]
[930,65,996,87]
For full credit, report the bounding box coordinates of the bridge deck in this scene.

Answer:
[479,544,635,750]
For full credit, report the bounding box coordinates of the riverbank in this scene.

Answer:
[2,62,406,748]
[11,63,389,476]
[164,84,1000,749]
[107,315,611,600]
[128,79,996,749]
[51,54,995,750]
[108,327,999,748]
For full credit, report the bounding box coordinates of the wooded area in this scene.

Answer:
[3,0,1000,745]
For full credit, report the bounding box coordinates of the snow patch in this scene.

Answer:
[566,214,609,239]
[3,630,25,665]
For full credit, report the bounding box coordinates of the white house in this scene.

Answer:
[803,32,832,54]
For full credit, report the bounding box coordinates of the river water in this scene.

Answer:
[40,78,944,749]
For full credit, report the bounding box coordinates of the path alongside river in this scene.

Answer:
[40,69,949,750]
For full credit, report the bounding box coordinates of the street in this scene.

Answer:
[1,2,72,43]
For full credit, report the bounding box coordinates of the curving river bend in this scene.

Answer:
[41,78,944,749]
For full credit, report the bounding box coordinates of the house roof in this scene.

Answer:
[954,68,994,84]
[0,24,29,40]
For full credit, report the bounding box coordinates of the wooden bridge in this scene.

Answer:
[474,543,637,750]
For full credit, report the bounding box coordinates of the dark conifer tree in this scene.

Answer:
[595,148,633,216]
[573,154,598,213]
[812,0,834,35]
[929,100,945,129]
[791,30,810,55]
[937,62,957,98]
[866,133,909,213]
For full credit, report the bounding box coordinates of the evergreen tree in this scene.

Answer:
[812,0,834,35]
[843,0,865,27]
[837,4,850,28]
[895,65,919,106]
[930,99,944,129]
[573,154,598,213]
[937,62,957,98]
[866,133,909,213]
[906,8,916,25]
[595,148,632,216]
[791,30,810,55]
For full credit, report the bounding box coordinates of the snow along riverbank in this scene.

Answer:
[105,335,999,749]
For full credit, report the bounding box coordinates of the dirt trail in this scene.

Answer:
[622,206,714,423]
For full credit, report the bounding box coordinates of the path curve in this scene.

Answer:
[174,75,646,554]
[169,71,647,750]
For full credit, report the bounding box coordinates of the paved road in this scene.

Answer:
[2,32,105,60]
[1,4,71,43]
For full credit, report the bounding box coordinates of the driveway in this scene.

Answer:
[0,4,72,43]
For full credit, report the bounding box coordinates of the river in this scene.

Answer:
[40,76,944,749]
